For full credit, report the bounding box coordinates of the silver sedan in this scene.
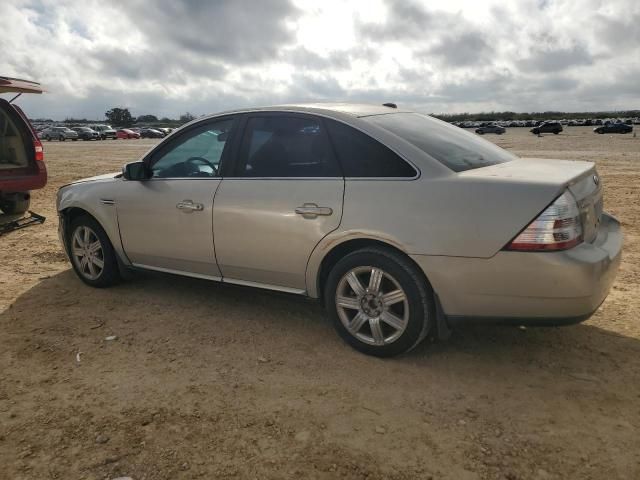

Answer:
[57,103,622,357]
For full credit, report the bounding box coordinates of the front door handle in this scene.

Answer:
[295,203,333,219]
[176,200,204,212]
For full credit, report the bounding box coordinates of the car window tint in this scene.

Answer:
[237,116,340,177]
[151,118,234,178]
[325,119,416,177]
[365,113,516,173]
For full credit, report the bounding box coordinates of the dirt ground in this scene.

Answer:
[1,127,639,480]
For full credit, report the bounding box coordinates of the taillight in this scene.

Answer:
[34,138,44,161]
[505,190,583,251]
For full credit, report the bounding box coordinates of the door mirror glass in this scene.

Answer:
[123,161,150,181]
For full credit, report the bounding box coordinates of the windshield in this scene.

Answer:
[364,112,517,172]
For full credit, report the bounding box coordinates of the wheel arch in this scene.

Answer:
[309,236,432,302]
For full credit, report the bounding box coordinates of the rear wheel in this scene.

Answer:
[325,248,433,357]
[0,193,30,215]
[67,215,121,288]
[59,135,65,141]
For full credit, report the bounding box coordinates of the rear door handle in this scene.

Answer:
[176,200,204,212]
[295,203,333,218]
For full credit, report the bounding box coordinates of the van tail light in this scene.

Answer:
[34,138,44,161]
[505,190,583,251]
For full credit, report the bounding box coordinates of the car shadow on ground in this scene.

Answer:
[2,269,639,479]
[3,268,639,381]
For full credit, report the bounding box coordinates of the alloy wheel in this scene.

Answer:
[71,226,105,280]
[335,266,409,346]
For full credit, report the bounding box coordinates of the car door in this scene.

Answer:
[116,116,237,278]
[213,113,344,292]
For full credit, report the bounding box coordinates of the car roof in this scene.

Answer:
[215,102,410,119]
[0,76,44,94]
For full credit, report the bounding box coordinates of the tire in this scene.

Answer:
[72,138,78,141]
[67,215,121,288]
[0,193,30,215]
[553,130,560,134]
[45,135,51,141]
[324,247,433,357]
[59,136,65,141]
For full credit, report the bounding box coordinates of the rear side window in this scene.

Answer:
[236,115,340,177]
[365,113,516,172]
[325,119,417,178]
[0,106,28,170]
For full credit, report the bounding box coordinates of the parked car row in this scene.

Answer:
[468,119,633,136]
[34,124,175,141]
[455,117,640,129]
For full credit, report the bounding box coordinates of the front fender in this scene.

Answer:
[57,180,130,266]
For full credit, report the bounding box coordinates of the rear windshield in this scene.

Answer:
[364,112,516,172]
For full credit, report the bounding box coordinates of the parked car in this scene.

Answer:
[71,127,100,141]
[91,125,117,140]
[56,103,622,357]
[116,128,141,139]
[530,122,563,135]
[42,126,79,141]
[140,128,165,138]
[475,124,505,135]
[593,123,633,134]
[0,76,46,215]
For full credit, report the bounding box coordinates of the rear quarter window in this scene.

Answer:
[325,119,416,178]
[364,113,516,172]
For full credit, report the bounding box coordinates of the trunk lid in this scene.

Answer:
[460,158,602,244]
[0,76,44,95]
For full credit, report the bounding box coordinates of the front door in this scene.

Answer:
[116,117,236,278]
[213,113,344,291]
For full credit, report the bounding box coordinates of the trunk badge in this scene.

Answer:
[593,175,599,186]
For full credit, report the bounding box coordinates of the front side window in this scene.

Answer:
[235,115,340,177]
[151,118,234,178]
[364,112,516,172]
[325,119,417,178]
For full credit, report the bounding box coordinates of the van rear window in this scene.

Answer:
[0,108,28,170]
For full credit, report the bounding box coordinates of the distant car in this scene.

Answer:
[71,127,100,141]
[530,122,563,135]
[475,125,505,135]
[116,129,140,139]
[41,126,79,141]
[593,123,633,134]
[91,125,117,140]
[140,128,164,138]
[0,76,47,215]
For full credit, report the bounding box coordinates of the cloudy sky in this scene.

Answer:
[0,0,638,120]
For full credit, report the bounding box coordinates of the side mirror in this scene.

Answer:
[122,161,150,181]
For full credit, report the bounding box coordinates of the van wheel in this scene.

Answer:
[45,135,51,141]
[325,248,433,357]
[0,193,30,215]
[59,135,65,141]
[67,215,121,288]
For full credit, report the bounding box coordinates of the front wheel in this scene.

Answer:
[324,248,433,357]
[67,215,121,288]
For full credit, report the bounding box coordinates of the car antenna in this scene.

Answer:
[9,93,21,104]
[382,102,397,108]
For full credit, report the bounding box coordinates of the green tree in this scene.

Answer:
[105,107,134,127]
[137,114,158,123]
[179,112,195,124]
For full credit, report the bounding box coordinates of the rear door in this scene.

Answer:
[213,113,344,291]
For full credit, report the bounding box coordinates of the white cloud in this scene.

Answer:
[0,0,638,119]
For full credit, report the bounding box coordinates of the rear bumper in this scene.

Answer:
[0,162,47,193]
[411,213,622,324]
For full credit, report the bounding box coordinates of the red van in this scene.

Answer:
[0,76,46,214]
